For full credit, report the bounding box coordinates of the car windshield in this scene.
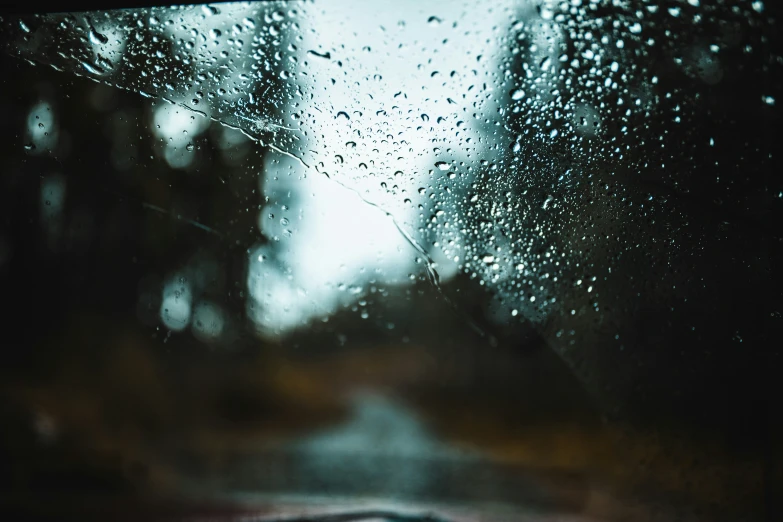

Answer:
[0,1,780,521]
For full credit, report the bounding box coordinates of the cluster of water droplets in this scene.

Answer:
[2,0,777,332]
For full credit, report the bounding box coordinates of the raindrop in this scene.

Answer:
[89,25,108,45]
[510,88,525,101]
[80,61,103,75]
[434,161,450,171]
[537,4,554,20]
[308,49,332,59]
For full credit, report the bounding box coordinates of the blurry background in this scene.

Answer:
[0,1,781,521]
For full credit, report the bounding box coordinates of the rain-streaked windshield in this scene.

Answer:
[0,2,780,521]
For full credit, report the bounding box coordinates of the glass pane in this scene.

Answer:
[1,1,780,521]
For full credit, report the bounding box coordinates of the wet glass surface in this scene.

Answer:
[0,1,781,521]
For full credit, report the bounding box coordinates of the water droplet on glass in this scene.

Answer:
[427,16,442,27]
[434,161,449,171]
[89,26,109,45]
[308,50,331,59]
[538,5,554,20]
[510,88,525,101]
